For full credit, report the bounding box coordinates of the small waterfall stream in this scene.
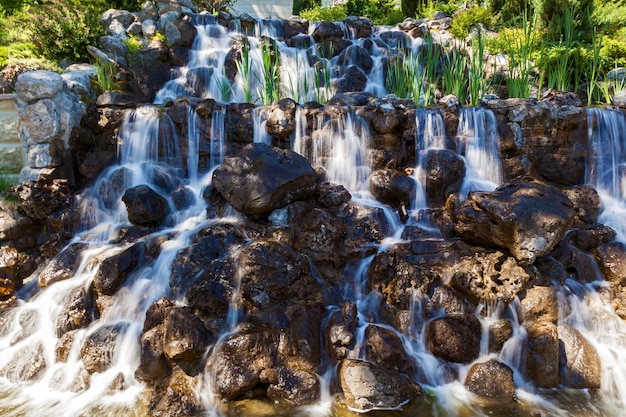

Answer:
[3,12,626,417]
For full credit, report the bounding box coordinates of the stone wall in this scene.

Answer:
[0,95,22,174]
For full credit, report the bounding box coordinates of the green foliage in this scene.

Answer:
[449,5,495,39]
[442,46,468,100]
[92,59,120,94]
[468,29,489,105]
[194,0,236,13]
[417,0,460,19]
[488,0,532,26]
[366,0,405,25]
[300,5,348,21]
[293,0,321,16]
[123,35,144,55]
[346,0,368,16]
[235,37,252,103]
[534,0,594,42]
[592,0,626,34]
[256,38,280,105]
[0,170,19,194]
[0,57,60,92]
[601,36,626,69]
[385,49,423,101]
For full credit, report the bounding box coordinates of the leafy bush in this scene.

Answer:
[294,0,322,16]
[417,0,460,19]
[600,36,626,70]
[449,5,495,39]
[592,0,626,35]
[534,0,593,42]
[0,57,60,92]
[300,5,348,21]
[0,42,37,67]
[194,0,236,13]
[488,0,532,26]
[365,0,405,25]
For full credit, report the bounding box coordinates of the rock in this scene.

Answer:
[311,21,344,42]
[565,185,601,227]
[20,99,62,144]
[266,366,320,406]
[79,151,117,180]
[163,307,212,371]
[364,324,413,373]
[39,242,88,287]
[80,324,124,373]
[489,320,513,352]
[283,17,308,39]
[335,66,367,93]
[278,303,325,369]
[135,326,171,382]
[94,242,145,295]
[525,321,559,388]
[1,343,46,382]
[369,169,416,209]
[122,185,170,226]
[426,314,481,363]
[520,286,559,324]
[265,98,297,140]
[147,367,202,417]
[558,324,602,389]
[316,182,351,207]
[336,45,374,74]
[613,90,626,107]
[56,285,97,336]
[453,178,576,265]
[326,301,358,361]
[14,71,64,103]
[8,176,71,220]
[235,239,317,309]
[450,251,534,304]
[595,241,626,286]
[212,143,317,218]
[426,285,473,317]
[424,149,466,207]
[465,359,516,401]
[207,323,279,399]
[339,358,421,412]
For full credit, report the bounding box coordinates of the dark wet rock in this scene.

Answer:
[326,301,358,361]
[565,185,601,227]
[135,326,172,382]
[163,307,212,373]
[185,259,234,320]
[453,178,576,265]
[335,66,367,93]
[336,45,374,74]
[143,297,176,332]
[339,358,422,412]
[278,303,325,370]
[567,224,616,252]
[364,324,413,373]
[122,185,170,226]
[39,242,88,287]
[558,324,602,389]
[289,205,346,267]
[207,323,279,399]
[489,320,513,352]
[212,143,317,218]
[424,149,466,207]
[316,182,352,207]
[283,17,308,38]
[450,250,534,305]
[98,167,131,209]
[311,21,344,42]
[94,242,145,295]
[426,314,481,363]
[56,285,97,336]
[78,151,117,180]
[595,241,626,286]
[235,239,317,309]
[0,211,40,252]
[369,241,455,309]
[171,186,196,210]
[340,203,387,258]
[265,98,297,140]
[55,330,77,363]
[426,285,473,317]
[551,240,604,284]
[147,366,203,417]
[80,324,124,373]
[465,359,516,401]
[6,177,71,220]
[369,169,415,209]
[0,247,34,300]
[525,321,559,388]
[520,286,559,324]
[266,366,320,406]
[343,16,373,39]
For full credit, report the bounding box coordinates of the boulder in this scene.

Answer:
[311,21,344,42]
[489,320,513,352]
[289,205,346,267]
[135,326,171,382]
[465,359,516,401]
[8,176,71,220]
[93,242,145,295]
[335,66,367,94]
[122,185,170,226]
[453,178,576,265]
[525,321,559,388]
[80,324,124,373]
[369,169,416,209]
[450,251,534,304]
[364,324,413,373]
[339,358,421,412]
[207,323,279,399]
[423,149,466,207]
[265,98,297,140]
[520,286,559,324]
[212,143,317,218]
[39,242,88,287]
[163,307,212,371]
[595,241,626,286]
[325,301,358,361]
[56,285,97,336]
[426,314,481,363]
[14,71,64,103]
[558,324,602,389]
[336,45,374,74]
[266,366,320,406]
[147,367,202,417]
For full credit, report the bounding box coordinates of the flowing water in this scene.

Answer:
[2,14,626,417]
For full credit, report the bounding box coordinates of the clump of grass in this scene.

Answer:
[93,58,120,93]
[123,34,143,55]
[385,49,420,100]
[256,37,280,105]
[468,29,489,106]
[506,13,537,98]
[442,44,468,101]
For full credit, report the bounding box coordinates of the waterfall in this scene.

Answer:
[457,107,503,198]
[209,106,226,170]
[587,108,626,241]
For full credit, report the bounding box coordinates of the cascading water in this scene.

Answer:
[457,107,502,198]
[586,107,626,242]
[5,9,626,417]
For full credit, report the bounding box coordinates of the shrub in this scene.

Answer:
[592,0,626,35]
[449,5,495,39]
[601,36,626,70]
[417,0,460,19]
[294,0,321,16]
[488,0,532,26]
[300,5,348,21]
[365,0,405,25]
[194,0,236,13]
[0,57,60,92]
[534,0,593,42]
